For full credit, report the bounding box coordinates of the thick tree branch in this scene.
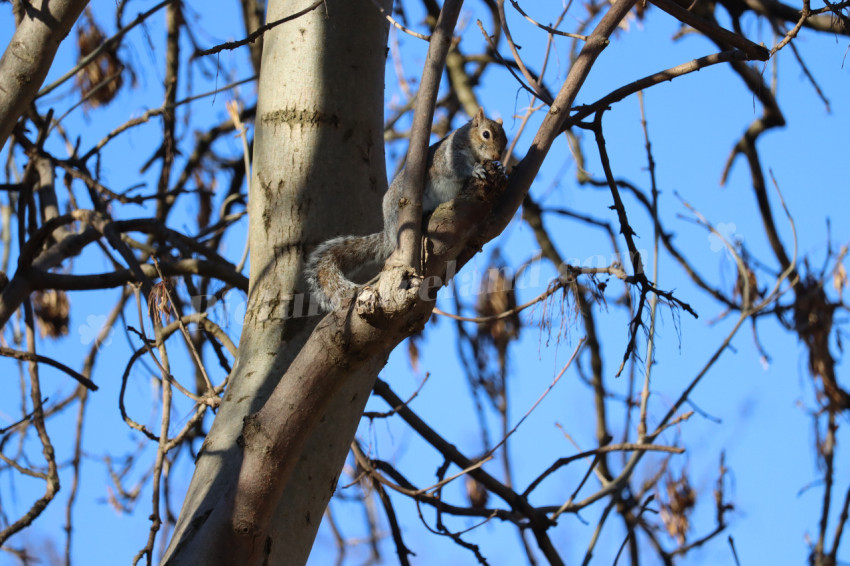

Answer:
[0,212,246,330]
[0,0,90,151]
[649,0,769,59]
[37,259,247,292]
[396,0,465,272]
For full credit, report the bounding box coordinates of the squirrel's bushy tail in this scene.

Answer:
[305,232,390,311]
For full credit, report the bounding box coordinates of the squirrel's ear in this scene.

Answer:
[474,107,484,124]
[496,118,503,125]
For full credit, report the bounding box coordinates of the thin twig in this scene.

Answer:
[481,338,585,461]
[770,0,811,55]
[0,346,97,391]
[193,0,326,58]
[151,257,216,401]
[509,0,588,39]
[364,373,431,419]
[476,20,542,101]
[0,301,60,546]
[569,49,753,127]
[433,278,564,323]
[729,536,742,566]
[524,443,685,499]
[82,76,256,161]
[497,0,556,104]
[369,0,430,41]
[638,91,659,442]
[37,0,176,99]
[225,100,252,274]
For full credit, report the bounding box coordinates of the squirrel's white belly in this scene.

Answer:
[423,175,463,212]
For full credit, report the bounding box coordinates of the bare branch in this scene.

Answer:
[0,347,97,391]
[395,0,465,272]
[193,0,327,58]
[0,0,90,150]
[648,0,769,60]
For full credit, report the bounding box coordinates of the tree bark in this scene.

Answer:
[161,0,390,563]
[0,0,90,151]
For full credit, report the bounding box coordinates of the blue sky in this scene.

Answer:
[1,1,849,564]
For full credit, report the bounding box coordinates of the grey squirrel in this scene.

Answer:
[305,108,508,312]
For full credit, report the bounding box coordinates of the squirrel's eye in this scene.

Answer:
[483,130,491,139]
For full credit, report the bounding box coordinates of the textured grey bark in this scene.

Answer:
[161,0,390,564]
[0,0,90,151]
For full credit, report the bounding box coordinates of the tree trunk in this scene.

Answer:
[161,0,390,563]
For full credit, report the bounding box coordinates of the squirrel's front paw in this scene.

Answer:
[472,162,488,180]
[473,161,506,181]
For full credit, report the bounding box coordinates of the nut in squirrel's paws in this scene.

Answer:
[492,160,506,177]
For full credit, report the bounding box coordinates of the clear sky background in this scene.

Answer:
[1,0,849,564]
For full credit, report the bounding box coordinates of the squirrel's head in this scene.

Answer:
[470,108,507,162]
